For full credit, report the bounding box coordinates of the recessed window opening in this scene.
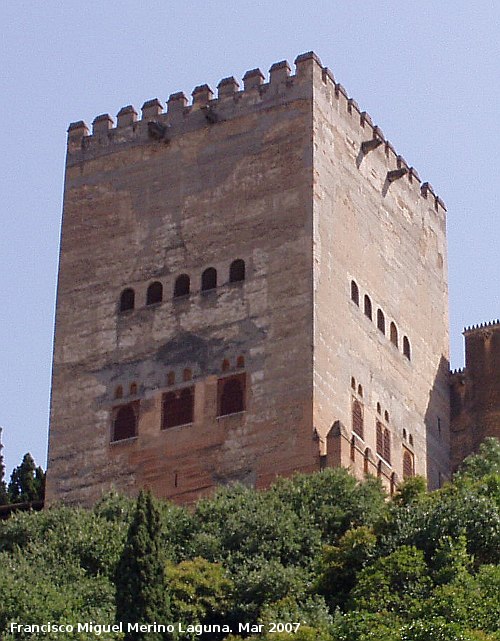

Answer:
[403,449,414,479]
[218,374,245,416]
[409,434,414,446]
[364,295,372,320]
[230,259,246,283]
[183,368,192,382]
[201,267,217,292]
[167,371,175,386]
[162,387,194,429]
[351,376,356,390]
[390,322,398,348]
[403,336,411,360]
[114,385,123,400]
[351,280,359,306]
[146,281,163,305]
[112,404,137,441]
[174,274,190,298]
[357,384,363,397]
[384,410,389,423]
[236,355,245,368]
[377,402,381,414]
[383,428,391,464]
[119,288,135,312]
[129,382,138,396]
[352,399,364,439]
[377,309,385,334]
[376,421,383,457]
[222,359,230,372]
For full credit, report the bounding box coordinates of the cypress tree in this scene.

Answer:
[0,428,8,505]
[8,452,44,503]
[115,490,171,641]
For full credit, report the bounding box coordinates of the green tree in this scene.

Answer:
[7,453,45,503]
[455,437,500,481]
[115,490,171,641]
[0,430,8,505]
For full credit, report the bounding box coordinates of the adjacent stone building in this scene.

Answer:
[46,52,453,506]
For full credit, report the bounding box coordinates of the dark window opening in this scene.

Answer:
[319,454,327,471]
[201,267,217,292]
[222,359,230,372]
[236,355,245,368]
[129,382,137,396]
[390,322,398,348]
[218,374,246,416]
[119,288,135,312]
[230,259,246,283]
[174,274,190,298]
[162,387,194,429]
[403,428,407,440]
[112,403,138,441]
[376,420,384,457]
[364,295,372,320]
[352,399,364,439]
[183,368,192,382]
[147,281,163,305]
[167,371,175,386]
[403,336,411,360]
[383,428,391,464]
[409,434,414,446]
[351,376,356,390]
[357,384,363,397]
[384,410,390,423]
[377,402,381,414]
[114,385,123,400]
[377,309,385,334]
[351,280,359,306]
[403,450,414,479]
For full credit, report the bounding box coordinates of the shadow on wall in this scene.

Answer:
[424,354,451,489]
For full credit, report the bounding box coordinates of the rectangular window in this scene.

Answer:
[162,387,194,429]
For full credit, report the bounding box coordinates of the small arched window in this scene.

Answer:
[351,280,359,306]
[218,375,245,416]
[383,428,391,464]
[352,399,364,439]
[230,259,245,283]
[357,384,363,397]
[364,295,372,320]
[222,359,230,372]
[390,322,398,348]
[146,281,163,305]
[114,385,123,400]
[174,274,190,298]
[183,368,192,382]
[403,449,414,479]
[167,371,175,386]
[112,404,137,441]
[377,309,385,334]
[403,428,407,440]
[403,336,411,360]
[119,288,135,312]
[384,410,389,423]
[236,355,245,368]
[376,402,381,415]
[201,267,217,292]
[351,376,356,390]
[129,382,138,396]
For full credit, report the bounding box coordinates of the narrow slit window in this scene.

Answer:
[364,295,372,320]
[351,280,359,306]
[383,428,391,464]
[377,309,385,334]
[376,420,383,456]
[390,322,398,348]
[403,336,411,360]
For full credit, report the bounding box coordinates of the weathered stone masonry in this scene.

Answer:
[47,51,463,506]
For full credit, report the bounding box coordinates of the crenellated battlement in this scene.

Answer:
[464,319,500,334]
[67,51,446,213]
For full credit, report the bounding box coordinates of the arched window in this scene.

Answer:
[403,449,414,479]
[352,399,364,439]
[403,336,411,360]
[222,359,230,372]
[174,274,190,298]
[146,281,163,305]
[403,428,407,440]
[364,448,370,474]
[351,280,359,306]
[390,322,398,347]
[351,376,356,390]
[114,385,123,400]
[201,267,217,292]
[357,384,363,397]
[376,402,381,414]
[350,435,356,462]
[364,295,372,320]
[218,375,245,416]
[183,368,192,382]
[162,387,194,429]
[167,371,175,386]
[112,404,137,441]
[384,410,390,423]
[376,420,383,456]
[377,309,385,334]
[383,428,391,464]
[230,259,245,283]
[236,355,245,368]
[119,288,135,312]
[129,382,137,396]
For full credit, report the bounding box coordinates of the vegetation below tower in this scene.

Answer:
[1,439,499,640]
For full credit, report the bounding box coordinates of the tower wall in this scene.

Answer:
[46,59,317,506]
[311,58,450,489]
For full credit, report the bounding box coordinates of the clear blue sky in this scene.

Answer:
[0,1,498,478]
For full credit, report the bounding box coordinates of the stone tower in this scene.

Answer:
[46,52,450,506]
[450,321,500,471]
